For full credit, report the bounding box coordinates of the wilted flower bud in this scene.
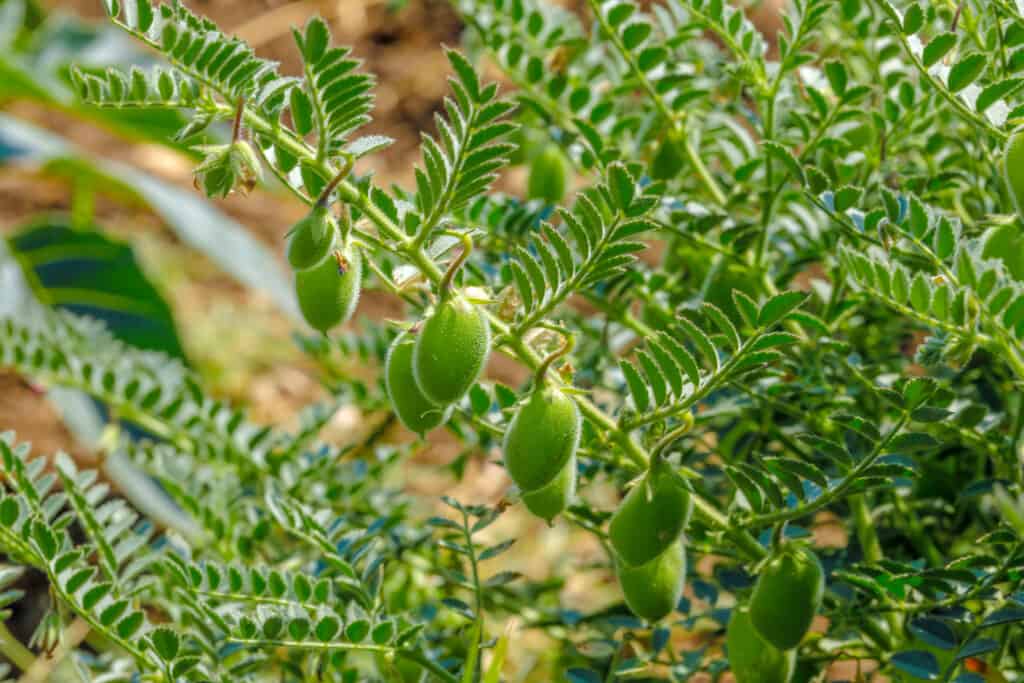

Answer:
[192,140,262,198]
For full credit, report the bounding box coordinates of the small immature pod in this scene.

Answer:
[749,544,825,651]
[726,607,796,683]
[413,297,491,404]
[287,205,336,271]
[615,538,686,622]
[608,462,692,567]
[1004,129,1024,225]
[527,144,571,205]
[295,244,362,333]
[385,330,452,435]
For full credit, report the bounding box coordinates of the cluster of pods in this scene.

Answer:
[285,194,824,674]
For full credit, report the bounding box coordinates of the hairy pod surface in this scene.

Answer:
[527,144,571,204]
[727,607,795,683]
[295,244,362,333]
[1004,130,1024,224]
[503,386,581,493]
[385,330,452,435]
[749,545,825,651]
[615,538,686,622]
[287,205,335,270]
[983,223,1024,281]
[413,298,491,404]
[608,466,692,567]
[520,453,576,523]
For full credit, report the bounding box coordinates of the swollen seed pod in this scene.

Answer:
[295,244,362,333]
[727,607,796,683]
[983,223,1024,281]
[527,144,571,204]
[615,538,686,622]
[1004,129,1024,224]
[385,330,452,435]
[413,297,491,404]
[608,464,692,567]
[749,544,825,651]
[287,205,335,271]
[503,387,581,492]
[520,453,576,523]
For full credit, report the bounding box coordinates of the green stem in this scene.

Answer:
[865,0,1006,141]
[0,621,34,672]
[533,331,575,388]
[585,0,726,206]
[461,509,484,620]
[747,414,910,527]
[438,232,474,298]
[315,156,353,208]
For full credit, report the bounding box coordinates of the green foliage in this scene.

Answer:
[2,0,1024,680]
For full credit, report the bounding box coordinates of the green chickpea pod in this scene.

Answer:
[611,419,693,621]
[749,543,825,651]
[1003,129,1024,225]
[295,244,362,333]
[412,234,492,404]
[615,538,686,622]
[385,328,453,435]
[503,333,581,523]
[727,607,795,683]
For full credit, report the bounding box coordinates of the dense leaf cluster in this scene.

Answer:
[1,0,1024,681]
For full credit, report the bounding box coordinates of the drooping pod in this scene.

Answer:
[983,223,1024,281]
[413,297,491,404]
[608,460,692,567]
[295,244,362,333]
[287,205,336,271]
[503,386,581,522]
[749,544,825,651]
[520,453,577,523]
[1004,129,1024,224]
[385,330,453,435]
[615,538,686,622]
[727,607,796,683]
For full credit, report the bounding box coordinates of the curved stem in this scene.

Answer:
[533,331,576,388]
[315,155,354,208]
[770,521,787,550]
[650,412,695,465]
[438,231,474,298]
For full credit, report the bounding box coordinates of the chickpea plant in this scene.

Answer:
[2,0,1024,680]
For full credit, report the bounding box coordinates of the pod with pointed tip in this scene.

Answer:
[521,453,576,523]
[287,205,335,271]
[413,298,490,404]
[616,538,686,622]
[608,464,692,567]
[386,330,452,435]
[1004,129,1024,225]
[295,244,362,333]
[727,607,795,683]
[749,544,825,651]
